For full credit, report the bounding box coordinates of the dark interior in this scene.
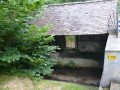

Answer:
[47,34,108,86]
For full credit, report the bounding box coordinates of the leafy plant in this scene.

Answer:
[67,60,75,68]
[0,0,58,80]
[66,36,75,42]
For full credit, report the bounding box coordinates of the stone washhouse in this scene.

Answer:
[31,0,120,89]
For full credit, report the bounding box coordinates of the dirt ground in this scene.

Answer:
[45,66,103,87]
[0,75,98,90]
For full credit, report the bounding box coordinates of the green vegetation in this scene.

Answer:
[44,0,90,4]
[67,60,76,68]
[0,75,98,90]
[118,0,120,17]
[0,0,59,80]
[62,84,89,90]
[66,36,75,42]
[66,36,75,48]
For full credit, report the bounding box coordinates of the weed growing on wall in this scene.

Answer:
[68,60,75,68]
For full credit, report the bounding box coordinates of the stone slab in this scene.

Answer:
[50,52,102,68]
[110,83,120,90]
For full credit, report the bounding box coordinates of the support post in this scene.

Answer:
[100,35,120,88]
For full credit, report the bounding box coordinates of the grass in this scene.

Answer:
[62,84,89,90]
[0,75,98,90]
[44,0,89,5]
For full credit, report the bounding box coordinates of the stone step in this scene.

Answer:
[99,86,109,90]
[110,83,120,90]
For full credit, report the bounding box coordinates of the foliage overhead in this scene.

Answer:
[0,0,59,80]
[118,0,120,17]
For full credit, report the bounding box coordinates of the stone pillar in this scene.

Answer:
[54,35,66,51]
[100,35,120,87]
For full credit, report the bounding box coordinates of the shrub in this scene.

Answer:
[0,0,58,80]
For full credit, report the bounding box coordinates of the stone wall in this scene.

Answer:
[31,0,118,35]
[76,34,108,53]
